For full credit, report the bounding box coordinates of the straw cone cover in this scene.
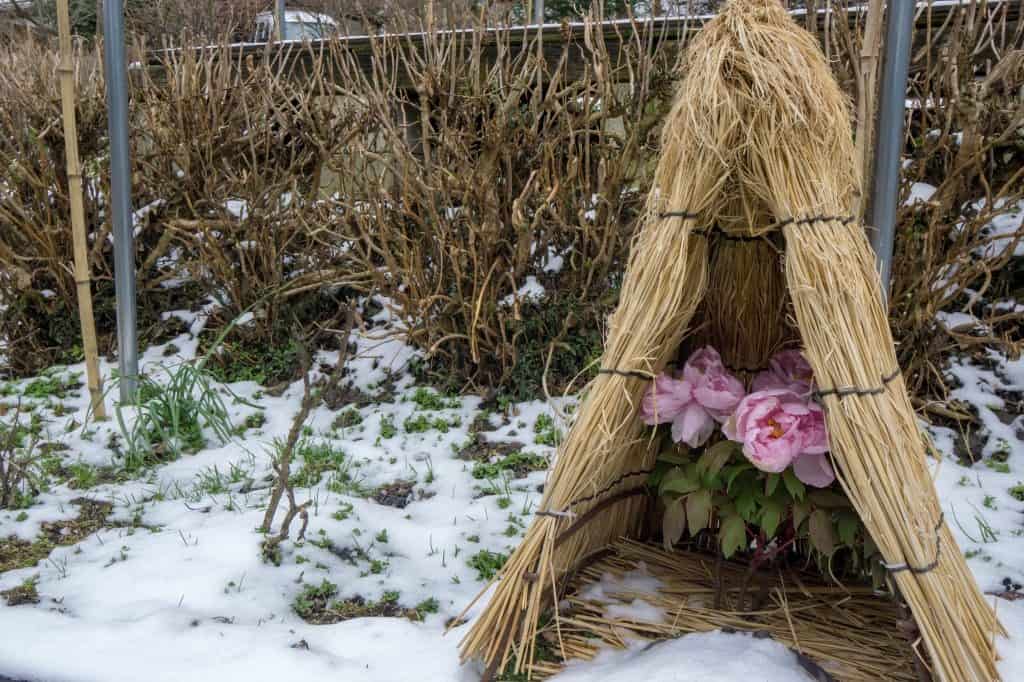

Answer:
[457,2,1002,680]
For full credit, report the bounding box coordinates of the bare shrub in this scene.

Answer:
[132,44,361,383]
[125,0,265,45]
[327,17,675,394]
[0,38,188,377]
[887,7,1023,400]
[0,2,1019,404]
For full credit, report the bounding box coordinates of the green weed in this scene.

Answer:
[332,408,363,430]
[290,440,347,488]
[468,549,507,581]
[533,413,560,446]
[404,414,461,434]
[112,362,236,470]
[408,388,460,411]
[379,415,397,440]
[471,451,548,480]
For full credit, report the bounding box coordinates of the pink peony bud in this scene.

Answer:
[682,346,727,381]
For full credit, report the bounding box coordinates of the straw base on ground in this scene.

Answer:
[527,538,922,682]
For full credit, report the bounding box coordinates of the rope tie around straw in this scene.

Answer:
[597,367,655,380]
[534,468,655,519]
[883,514,945,575]
[812,367,902,400]
[775,214,857,229]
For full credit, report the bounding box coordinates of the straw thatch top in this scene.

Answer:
[654,0,858,236]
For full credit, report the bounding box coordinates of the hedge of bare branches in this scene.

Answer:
[1,3,1021,403]
[321,21,676,393]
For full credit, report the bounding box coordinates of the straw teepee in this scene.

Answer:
[458,2,1003,680]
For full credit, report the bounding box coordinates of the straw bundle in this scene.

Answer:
[694,235,792,374]
[459,2,1001,680]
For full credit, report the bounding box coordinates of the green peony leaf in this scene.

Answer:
[836,510,860,547]
[765,473,781,497]
[698,441,737,478]
[760,498,783,539]
[662,496,687,550]
[735,487,758,522]
[686,489,712,536]
[782,469,806,501]
[792,500,811,534]
[807,489,852,509]
[659,466,699,497]
[720,515,747,558]
[723,463,754,492]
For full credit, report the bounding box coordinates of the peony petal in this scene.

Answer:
[682,346,726,383]
[742,433,798,473]
[671,403,715,448]
[722,413,739,442]
[751,371,789,393]
[792,453,835,488]
[640,375,692,425]
[694,374,745,416]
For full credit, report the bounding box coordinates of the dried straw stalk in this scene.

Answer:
[56,0,106,419]
[460,2,1001,680]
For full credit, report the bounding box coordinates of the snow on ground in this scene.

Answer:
[552,631,816,682]
[0,308,1023,682]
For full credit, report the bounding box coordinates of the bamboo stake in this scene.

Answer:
[56,0,106,419]
[854,0,884,222]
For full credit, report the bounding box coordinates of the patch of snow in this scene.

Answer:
[498,276,546,307]
[132,199,167,234]
[974,198,1024,258]
[542,246,566,274]
[551,631,815,681]
[225,199,250,220]
[577,563,663,603]
[904,182,936,206]
[604,598,665,623]
[936,310,982,333]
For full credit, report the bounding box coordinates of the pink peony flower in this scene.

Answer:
[639,347,745,448]
[682,347,745,422]
[724,388,828,475]
[752,349,816,396]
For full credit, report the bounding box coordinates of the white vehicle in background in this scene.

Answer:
[253,9,339,42]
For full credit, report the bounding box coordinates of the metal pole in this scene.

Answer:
[277,0,287,40]
[533,0,544,24]
[868,0,915,301]
[102,0,138,403]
